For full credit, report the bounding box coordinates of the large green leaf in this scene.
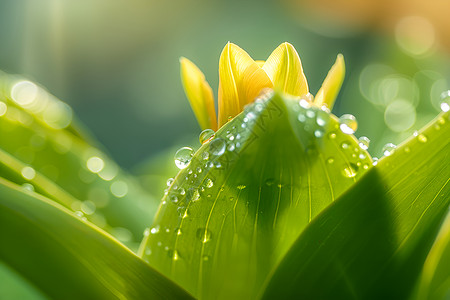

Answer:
[261,112,450,299]
[140,92,372,298]
[414,213,450,299]
[0,177,193,300]
[0,73,159,247]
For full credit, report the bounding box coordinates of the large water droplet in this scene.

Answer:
[209,138,226,156]
[166,178,174,186]
[382,143,397,156]
[440,90,450,112]
[196,228,212,243]
[174,147,194,169]
[358,136,370,150]
[199,129,215,144]
[150,225,160,234]
[339,114,358,134]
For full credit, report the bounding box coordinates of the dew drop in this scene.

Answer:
[199,129,215,144]
[373,157,379,165]
[358,136,370,150]
[342,163,358,178]
[299,99,311,109]
[196,228,212,243]
[440,90,450,112]
[314,129,324,138]
[339,114,358,134]
[170,195,179,203]
[316,110,330,127]
[297,113,306,123]
[21,183,34,191]
[417,134,427,143]
[191,189,200,202]
[166,178,174,186]
[382,143,397,156]
[177,228,182,235]
[306,109,315,118]
[327,157,334,164]
[328,132,337,139]
[196,167,202,173]
[205,178,214,188]
[341,142,350,149]
[209,138,226,156]
[174,147,194,169]
[143,228,150,236]
[227,143,235,152]
[150,225,160,234]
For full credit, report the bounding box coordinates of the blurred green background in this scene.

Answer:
[0,0,449,169]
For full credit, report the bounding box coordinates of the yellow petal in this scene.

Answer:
[314,54,345,110]
[262,42,308,97]
[218,42,273,127]
[180,57,217,131]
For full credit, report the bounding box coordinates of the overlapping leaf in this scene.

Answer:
[140,91,372,298]
[261,112,450,299]
[0,178,193,300]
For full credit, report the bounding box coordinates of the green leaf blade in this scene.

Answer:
[0,178,193,300]
[261,112,450,299]
[140,92,372,298]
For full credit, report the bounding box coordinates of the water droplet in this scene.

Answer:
[359,153,366,159]
[417,134,427,143]
[363,163,369,169]
[196,167,202,173]
[316,110,330,127]
[328,132,337,139]
[227,143,235,151]
[209,138,226,156]
[341,142,350,149]
[150,225,160,234]
[179,188,186,196]
[382,143,397,156]
[202,152,209,160]
[86,156,104,173]
[358,136,370,150]
[339,114,358,134]
[205,178,214,188]
[342,163,358,178]
[177,228,182,235]
[404,147,411,153]
[21,183,34,191]
[373,157,379,165]
[21,166,36,180]
[191,189,200,202]
[144,228,150,236]
[173,250,180,261]
[327,157,334,164]
[306,109,315,118]
[196,228,212,243]
[166,178,174,186]
[299,99,311,109]
[237,185,246,190]
[440,90,450,112]
[199,129,215,144]
[298,113,306,123]
[170,195,179,203]
[314,129,324,138]
[174,147,194,169]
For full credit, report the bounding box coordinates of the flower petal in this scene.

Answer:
[314,54,345,110]
[262,42,309,97]
[218,42,273,127]
[180,57,217,131]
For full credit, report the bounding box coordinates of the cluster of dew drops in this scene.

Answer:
[142,91,450,260]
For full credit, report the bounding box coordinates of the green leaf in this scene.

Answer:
[414,212,450,300]
[0,262,48,300]
[0,177,193,300]
[261,113,450,299]
[140,92,372,298]
[0,73,159,248]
